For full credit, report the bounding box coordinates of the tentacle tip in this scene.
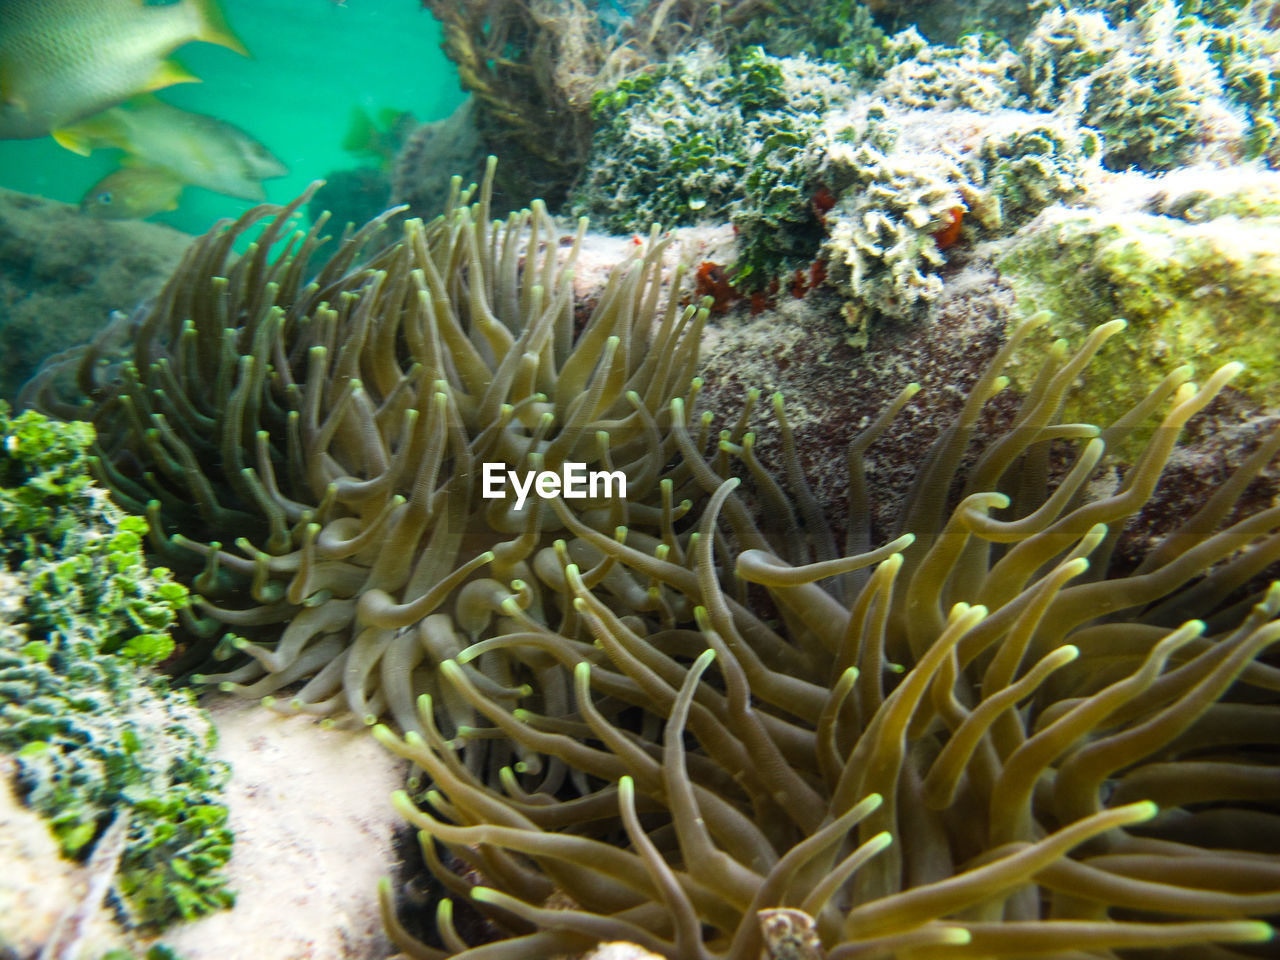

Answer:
[1242,922,1275,942]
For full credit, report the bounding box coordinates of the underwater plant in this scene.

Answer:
[0,404,233,930]
[1018,1,1247,172]
[373,317,1280,958]
[24,159,708,748]
[573,45,849,243]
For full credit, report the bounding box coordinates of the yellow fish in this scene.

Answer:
[57,97,287,201]
[80,165,184,220]
[0,0,247,142]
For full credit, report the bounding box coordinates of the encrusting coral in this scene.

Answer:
[23,158,708,750]
[371,316,1280,958]
[22,165,1280,958]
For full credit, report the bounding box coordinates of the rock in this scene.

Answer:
[0,187,193,402]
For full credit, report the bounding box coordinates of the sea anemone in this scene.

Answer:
[23,157,708,747]
[24,161,1280,959]
[374,318,1280,958]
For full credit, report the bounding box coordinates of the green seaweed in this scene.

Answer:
[0,403,233,930]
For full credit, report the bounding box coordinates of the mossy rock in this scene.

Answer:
[998,203,1280,429]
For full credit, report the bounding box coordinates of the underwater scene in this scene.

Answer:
[2,0,1280,958]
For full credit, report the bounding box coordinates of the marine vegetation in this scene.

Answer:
[23,162,1280,956]
[572,43,850,268]
[0,404,233,929]
[997,169,1280,428]
[417,0,888,207]
[568,0,1278,336]
[1018,2,1241,171]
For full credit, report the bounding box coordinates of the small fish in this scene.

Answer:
[342,105,415,169]
[80,166,185,220]
[0,0,247,142]
[57,96,287,201]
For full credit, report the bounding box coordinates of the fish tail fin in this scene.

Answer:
[145,60,202,93]
[52,128,93,156]
[189,0,250,57]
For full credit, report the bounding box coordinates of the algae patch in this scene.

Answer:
[998,185,1280,425]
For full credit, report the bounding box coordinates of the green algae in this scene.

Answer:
[998,202,1280,427]
[0,404,234,930]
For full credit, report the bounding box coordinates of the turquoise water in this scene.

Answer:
[0,0,466,234]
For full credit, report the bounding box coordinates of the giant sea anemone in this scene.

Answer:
[24,163,1280,958]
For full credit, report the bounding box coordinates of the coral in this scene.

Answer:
[997,176,1280,426]
[977,120,1098,228]
[1018,2,1246,172]
[573,44,849,255]
[1017,6,1124,109]
[819,121,973,340]
[375,316,1280,958]
[726,0,891,78]
[574,26,1102,324]
[421,0,880,206]
[0,405,232,930]
[874,32,1021,112]
[24,160,708,747]
[1193,0,1280,162]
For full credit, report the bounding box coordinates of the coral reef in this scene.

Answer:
[875,32,1021,111]
[569,0,1276,337]
[816,104,1095,341]
[0,405,233,930]
[420,0,853,207]
[726,0,891,76]
[572,46,849,243]
[21,157,1280,957]
[1018,0,1251,171]
[374,316,1280,958]
[0,187,193,402]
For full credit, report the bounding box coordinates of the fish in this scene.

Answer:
[341,105,415,169]
[79,165,185,219]
[0,0,247,142]
[56,96,287,201]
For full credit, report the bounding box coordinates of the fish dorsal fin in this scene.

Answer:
[145,60,202,93]
[52,110,129,154]
[191,0,250,57]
